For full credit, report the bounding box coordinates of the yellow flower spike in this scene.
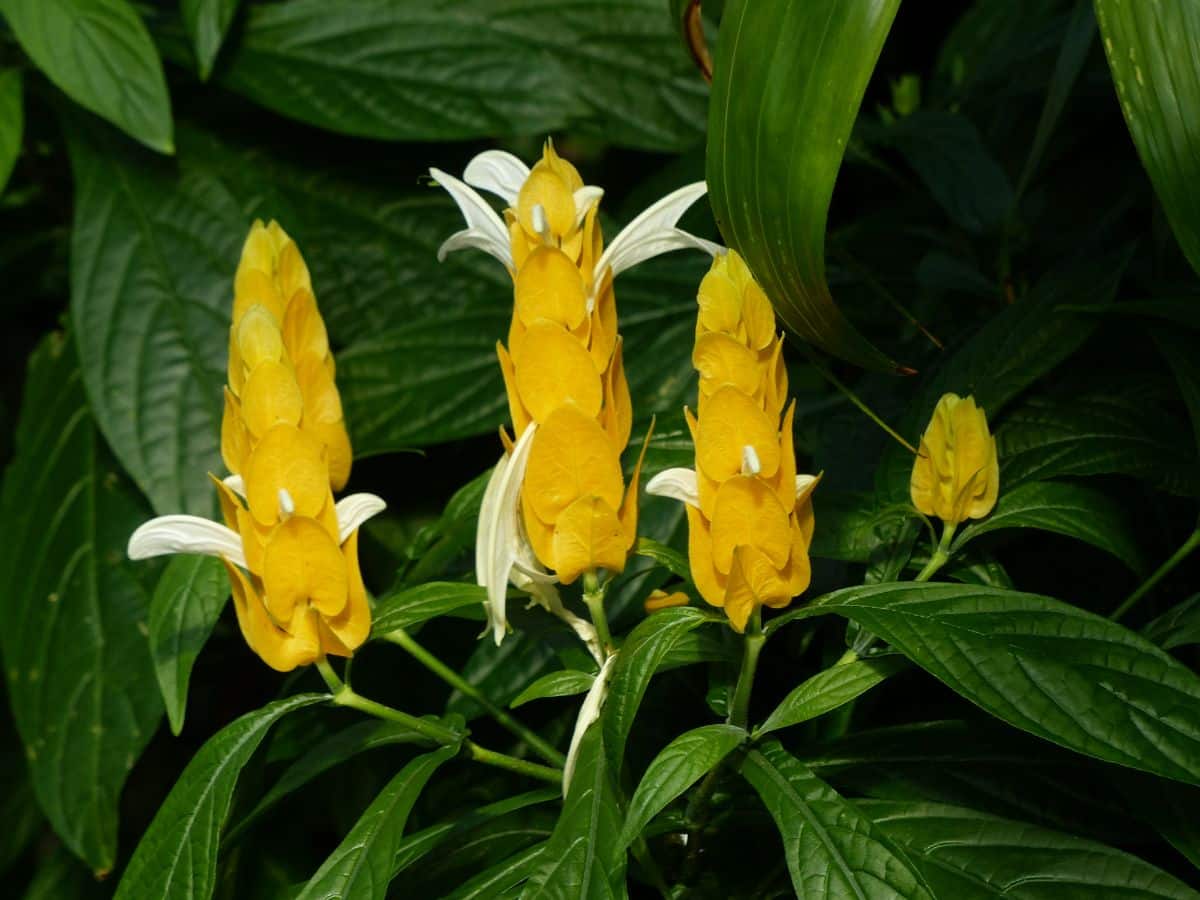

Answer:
[262,516,350,622]
[763,337,789,421]
[512,322,603,421]
[552,495,627,584]
[685,504,726,609]
[697,263,741,336]
[515,247,588,329]
[644,589,690,613]
[795,474,821,551]
[587,269,618,372]
[282,288,331,366]
[222,559,321,672]
[710,476,792,574]
[233,265,286,325]
[739,279,776,352]
[523,405,624,527]
[517,169,577,243]
[318,530,371,654]
[244,424,331,526]
[782,519,814,597]
[294,356,352,491]
[210,473,242,531]
[227,330,247,397]
[240,360,304,439]
[521,492,559,570]
[618,417,654,548]
[496,342,532,439]
[910,392,999,525]
[772,401,798,511]
[600,337,632,453]
[724,545,791,633]
[221,388,250,475]
[539,139,585,193]
[237,305,286,369]
[695,386,781,482]
[693,331,762,399]
[275,237,313,302]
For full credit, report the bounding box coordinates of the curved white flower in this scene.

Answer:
[562,652,616,796]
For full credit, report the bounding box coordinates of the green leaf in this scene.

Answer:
[149,554,228,736]
[396,470,489,585]
[510,671,596,709]
[739,741,932,899]
[634,536,690,581]
[114,694,325,900]
[447,631,559,721]
[706,0,903,372]
[181,0,241,80]
[0,0,172,153]
[810,491,921,564]
[0,68,21,194]
[756,657,907,738]
[1097,0,1200,276]
[807,582,1200,786]
[295,745,457,900]
[602,605,709,775]
[1144,594,1200,651]
[213,0,705,150]
[618,723,745,851]
[371,582,487,638]
[952,480,1145,573]
[865,800,1200,899]
[445,843,546,900]
[0,333,162,874]
[21,845,106,900]
[522,723,625,899]
[0,756,41,875]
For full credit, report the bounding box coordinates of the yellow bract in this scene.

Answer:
[910,392,999,525]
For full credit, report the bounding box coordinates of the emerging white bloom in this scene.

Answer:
[562,652,616,796]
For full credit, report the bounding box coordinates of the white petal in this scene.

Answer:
[511,558,558,585]
[127,515,246,569]
[223,474,245,498]
[464,150,530,206]
[476,455,507,592]
[645,467,700,508]
[563,653,616,796]
[335,493,387,543]
[741,445,761,476]
[573,185,604,226]
[429,167,512,267]
[483,424,538,646]
[595,182,722,282]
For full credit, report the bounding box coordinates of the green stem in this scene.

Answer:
[465,741,562,784]
[1111,526,1200,622]
[728,609,765,730]
[583,571,614,655]
[385,628,565,766]
[914,520,958,583]
[331,685,463,746]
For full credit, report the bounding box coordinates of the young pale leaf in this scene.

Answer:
[952,480,1145,573]
[756,656,907,738]
[295,745,458,900]
[618,723,746,851]
[180,0,241,80]
[602,605,710,775]
[521,724,625,900]
[0,68,21,194]
[740,741,933,899]
[0,0,172,153]
[0,334,162,874]
[371,582,488,638]
[510,671,596,709]
[446,842,547,900]
[114,694,326,900]
[1144,594,1200,651]
[864,800,1200,899]
[1097,1,1200,277]
[149,554,228,736]
[706,0,903,372]
[808,582,1200,786]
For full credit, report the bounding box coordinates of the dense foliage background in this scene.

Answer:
[1,0,1200,897]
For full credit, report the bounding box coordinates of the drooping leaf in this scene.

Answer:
[618,723,745,852]
[295,745,458,900]
[739,741,932,899]
[1097,0,1200,276]
[806,582,1200,786]
[510,671,596,709]
[0,68,21,194]
[1144,593,1200,651]
[865,800,1200,899]
[181,0,242,80]
[707,0,903,372]
[371,582,488,639]
[756,656,907,738]
[0,0,172,152]
[952,480,1145,573]
[149,554,228,735]
[0,333,162,874]
[114,694,325,900]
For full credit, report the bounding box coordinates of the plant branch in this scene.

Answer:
[913,520,957,583]
[1111,525,1200,622]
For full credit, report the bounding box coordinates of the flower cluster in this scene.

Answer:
[128,222,384,671]
[910,391,999,525]
[649,250,818,631]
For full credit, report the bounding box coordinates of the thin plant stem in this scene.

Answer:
[805,348,919,455]
[914,520,958,583]
[1111,526,1200,622]
[331,684,462,746]
[465,741,563,784]
[385,627,565,766]
[727,609,765,730]
[583,571,614,655]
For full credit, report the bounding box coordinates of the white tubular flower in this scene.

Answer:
[562,652,616,796]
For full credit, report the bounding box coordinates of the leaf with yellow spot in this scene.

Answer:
[513,322,602,421]
[523,405,624,524]
[710,475,791,573]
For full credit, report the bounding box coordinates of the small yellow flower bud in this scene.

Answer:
[910,392,1000,525]
[644,590,690,613]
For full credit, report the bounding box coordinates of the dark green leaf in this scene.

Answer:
[114,694,325,900]
[807,582,1200,786]
[1117,773,1200,872]
[397,470,489,585]
[295,745,457,900]
[0,68,21,194]
[1097,0,1200,276]
[756,656,907,738]
[445,843,546,900]
[1144,594,1200,651]
[1,0,172,152]
[21,845,106,900]
[149,554,228,735]
[1152,327,1200,453]
[447,631,558,721]
[0,333,162,874]
[371,582,487,638]
[634,536,690,581]
[739,741,932,899]
[865,800,1199,899]
[181,0,241,80]
[952,480,1145,573]
[618,723,745,851]
[0,757,40,874]
[510,671,595,709]
[707,0,902,371]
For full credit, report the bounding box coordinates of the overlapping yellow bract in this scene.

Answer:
[217,221,367,671]
[910,392,999,525]
[686,251,816,632]
[498,143,643,585]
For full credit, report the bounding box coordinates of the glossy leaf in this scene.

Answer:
[634,536,690,581]
[0,68,21,194]
[447,631,559,721]
[397,470,489,585]
[371,582,488,638]
[707,0,903,371]
[952,480,1145,573]
[446,843,546,900]
[114,694,325,900]
[1144,593,1200,651]
[215,0,705,150]
[739,741,932,899]
[0,334,162,874]
[808,582,1200,785]
[181,0,242,80]
[510,670,595,709]
[865,800,1199,899]
[1097,0,1200,275]
[756,656,907,737]
[0,0,172,153]
[296,745,457,900]
[618,723,745,851]
[149,554,227,735]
